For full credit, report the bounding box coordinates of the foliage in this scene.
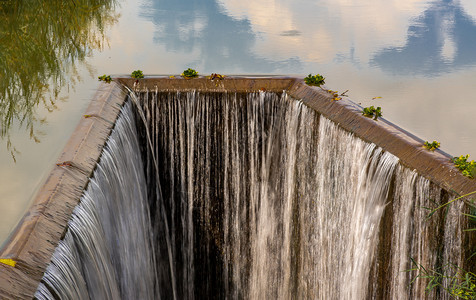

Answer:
[98,74,112,83]
[409,260,476,299]
[410,190,476,298]
[362,106,382,120]
[0,0,117,161]
[452,155,476,178]
[131,70,144,79]
[424,140,440,151]
[181,68,199,78]
[304,73,325,87]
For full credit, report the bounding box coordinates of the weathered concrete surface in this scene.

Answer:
[117,76,296,93]
[1,76,474,299]
[0,82,127,299]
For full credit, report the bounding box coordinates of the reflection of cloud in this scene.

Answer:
[217,0,430,64]
[140,0,302,73]
[371,0,476,76]
[137,0,476,76]
[459,0,476,21]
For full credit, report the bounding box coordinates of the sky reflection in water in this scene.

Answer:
[1,0,476,244]
[139,0,302,73]
[372,0,476,76]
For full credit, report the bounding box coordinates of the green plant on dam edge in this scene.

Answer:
[131,70,144,79]
[453,155,476,179]
[424,141,440,151]
[304,73,325,87]
[98,74,112,83]
[362,106,382,120]
[182,68,199,79]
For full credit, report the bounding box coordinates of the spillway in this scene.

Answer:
[1,77,474,299]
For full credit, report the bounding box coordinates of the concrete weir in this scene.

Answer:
[1,77,475,298]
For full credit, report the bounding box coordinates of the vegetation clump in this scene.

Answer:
[304,73,325,87]
[131,70,144,79]
[452,155,476,178]
[209,73,224,80]
[98,74,112,83]
[362,106,382,120]
[423,141,440,151]
[182,68,199,79]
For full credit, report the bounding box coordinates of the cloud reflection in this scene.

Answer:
[371,0,476,76]
[139,0,302,73]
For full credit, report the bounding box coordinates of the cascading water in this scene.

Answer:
[36,90,467,299]
[35,101,158,299]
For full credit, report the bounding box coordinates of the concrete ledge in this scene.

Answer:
[117,76,297,93]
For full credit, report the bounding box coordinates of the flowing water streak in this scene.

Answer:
[387,165,466,300]
[389,167,421,298]
[295,115,399,299]
[143,91,298,298]
[127,88,177,300]
[440,193,466,300]
[35,101,158,299]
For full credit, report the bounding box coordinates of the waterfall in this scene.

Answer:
[35,101,158,299]
[295,117,399,300]
[35,90,467,299]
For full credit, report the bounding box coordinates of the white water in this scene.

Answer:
[36,91,467,299]
[35,101,158,299]
[295,116,398,299]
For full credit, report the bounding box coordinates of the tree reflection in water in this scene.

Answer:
[0,0,117,161]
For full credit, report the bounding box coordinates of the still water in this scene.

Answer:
[1,0,475,244]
